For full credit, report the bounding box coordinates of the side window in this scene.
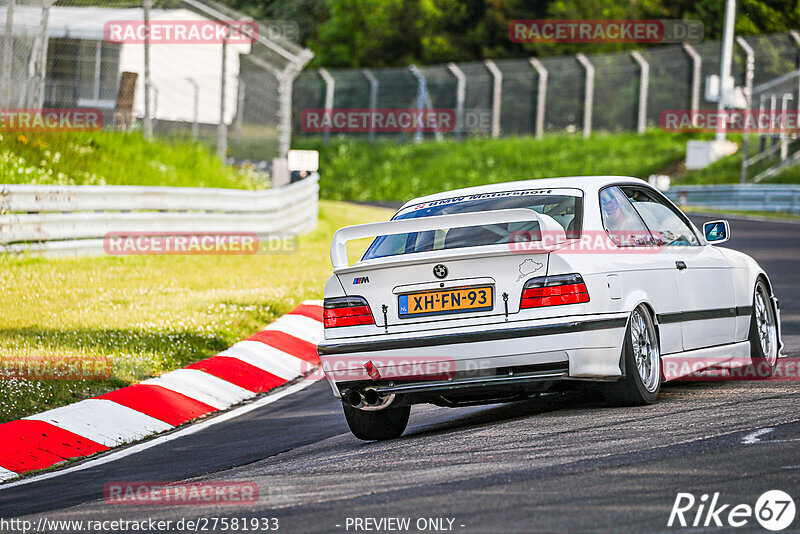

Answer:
[621,187,699,246]
[599,187,652,247]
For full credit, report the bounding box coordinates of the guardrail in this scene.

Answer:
[666,184,800,214]
[0,175,319,255]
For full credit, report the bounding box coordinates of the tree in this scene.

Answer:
[217,0,800,68]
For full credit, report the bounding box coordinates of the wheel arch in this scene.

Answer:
[754,271,784,358]
[617,298,661,376]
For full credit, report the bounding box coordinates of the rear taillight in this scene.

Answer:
[520,273,590,309]
[323,296,375,328]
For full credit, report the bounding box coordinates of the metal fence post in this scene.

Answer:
[318,68,335,145]
[361,69,378,143]
[151,85,158,125]
[631,52,649,134]
[447,62,466,140]
[2,0,14,108]
[757,94,767,152]
[243,52,309,158]
[790,31,800,107]
[235,80,245,142]
[277,67,300,158]
[217,35,228,161]
[769,94,777,151]
[142,0,153,138]
[186,78,199,141]
[409,65,426,143]
[736,36,754,183]
[484,59,502,138]
[716,0,736,142]
[32,0,51,108]
[528,58,547,139]
[576,54,594,138]
[682,43,701,113]
[780,93,793,160]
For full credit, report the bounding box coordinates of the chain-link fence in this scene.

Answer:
[3,3,798,169]
[0,0,312,163]
[293,32,800,143]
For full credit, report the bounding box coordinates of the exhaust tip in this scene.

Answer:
[345,389,364,407]
[363,388,381,406]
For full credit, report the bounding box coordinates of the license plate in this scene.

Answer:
[398,286,493,318]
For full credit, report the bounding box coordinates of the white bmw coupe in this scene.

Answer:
[318,177,783,440]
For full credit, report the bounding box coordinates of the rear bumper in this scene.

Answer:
[318,314,628,398]
[366,367,569,396]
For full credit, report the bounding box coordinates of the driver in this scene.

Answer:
[601,191,626,230]
[600,190,647,246]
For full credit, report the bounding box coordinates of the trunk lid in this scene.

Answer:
[333,246,550,331]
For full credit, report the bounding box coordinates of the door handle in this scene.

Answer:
[675,261,687,270]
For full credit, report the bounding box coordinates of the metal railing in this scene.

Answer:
[666,184,800,214]
[0,174,319,255]
[741,68,800,182]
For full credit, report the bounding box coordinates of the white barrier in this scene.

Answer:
[665,184,800,214]
[0,175,319,255]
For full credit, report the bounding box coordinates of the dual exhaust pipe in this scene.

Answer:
[344,388,391,409]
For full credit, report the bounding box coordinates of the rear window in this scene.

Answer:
[362,188,583,261]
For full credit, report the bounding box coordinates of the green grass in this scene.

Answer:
[0,201,393,422]
[296,131,800,202]
[0,130,265,189]
[297,131,701,202]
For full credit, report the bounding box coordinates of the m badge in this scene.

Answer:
[353,276,369,285]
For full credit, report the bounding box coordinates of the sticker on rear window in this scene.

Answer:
[408,188,570,211]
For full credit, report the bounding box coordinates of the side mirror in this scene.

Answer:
[703,220,730,244]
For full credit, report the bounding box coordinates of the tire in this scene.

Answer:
[342,404,410,441]
[605,304,661,406]
[745,279,779,379]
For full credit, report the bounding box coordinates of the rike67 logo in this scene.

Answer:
[669,490,796,531]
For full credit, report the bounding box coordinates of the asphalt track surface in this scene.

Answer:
[2,215,799,533]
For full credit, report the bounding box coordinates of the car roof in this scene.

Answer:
[398,176,649,210]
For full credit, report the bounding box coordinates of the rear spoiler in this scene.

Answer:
[330,208,565,269]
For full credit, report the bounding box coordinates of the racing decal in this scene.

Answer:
[409,188,564,210]
[353,276,370,285]
[517,258,544,281]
